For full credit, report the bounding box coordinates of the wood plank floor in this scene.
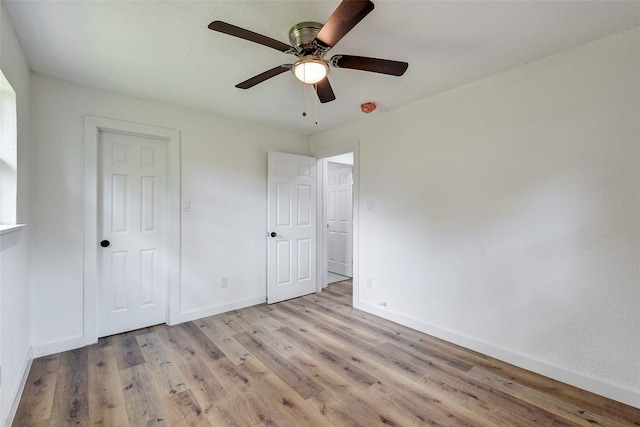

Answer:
[13,281,640,426]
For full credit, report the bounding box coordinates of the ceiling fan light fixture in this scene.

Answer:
[293,57,329,84]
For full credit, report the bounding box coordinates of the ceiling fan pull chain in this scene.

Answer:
[315,85,319,126]
[302,81,308,117]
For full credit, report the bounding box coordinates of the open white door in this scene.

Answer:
[267,151,317,303]
[327,165,353,277]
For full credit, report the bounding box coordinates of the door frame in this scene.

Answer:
[314,141,360,309]
[83,115,181,345]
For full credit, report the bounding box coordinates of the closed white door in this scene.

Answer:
[267,151,317,304]
[98,130,168,337]
[327,165,353,277]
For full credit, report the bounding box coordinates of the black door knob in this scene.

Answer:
[100,240,110,248]
[270,232,277,238]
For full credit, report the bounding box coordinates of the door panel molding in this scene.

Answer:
[84,115,180,345]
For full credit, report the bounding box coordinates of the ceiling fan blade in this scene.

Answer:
[330,55,408,76]
[235,65,292,89]
[208,21,293,53]
[314,78,336,103]
[315,0,374,48]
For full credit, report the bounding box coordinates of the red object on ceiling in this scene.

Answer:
[360,102,376,114]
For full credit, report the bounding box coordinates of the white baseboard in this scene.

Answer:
[4,347,33,427]
[170,296,267,325]
[359,301,640,409]
[32,296,267,357]
[32,335,86,358]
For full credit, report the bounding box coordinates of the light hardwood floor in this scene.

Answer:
[13,281,640,426]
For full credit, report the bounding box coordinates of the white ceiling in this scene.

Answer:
[4,0,639,135]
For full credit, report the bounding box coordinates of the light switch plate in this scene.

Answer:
[366,200,376,212]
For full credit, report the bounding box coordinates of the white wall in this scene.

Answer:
[29,74,309,353]
[327,152,353,166]
[0,2,33,425]
[310,28,640,407]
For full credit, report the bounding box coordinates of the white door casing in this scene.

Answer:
[327,165,353,277]
[98,131,168,337]
[84,116,180,347]
[267,151,317,303]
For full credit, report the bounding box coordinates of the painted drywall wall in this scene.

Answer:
[29,74,309,353]
[310,28,640,407]
[0,2,33,425]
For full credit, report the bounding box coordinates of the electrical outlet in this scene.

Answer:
[221,277,229,288]
[367,278,373,289]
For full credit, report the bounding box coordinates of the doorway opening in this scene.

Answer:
[316,150,359,300]
[324,152,353,286]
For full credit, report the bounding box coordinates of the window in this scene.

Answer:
[0,69,17,225]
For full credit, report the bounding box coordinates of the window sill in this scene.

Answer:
[0,224,25,251]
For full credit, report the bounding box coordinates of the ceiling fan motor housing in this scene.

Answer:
[289,22,326,56]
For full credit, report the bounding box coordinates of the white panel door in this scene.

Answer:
[327,165,353,276]
[98,130,168,337]
[267,151,317,303]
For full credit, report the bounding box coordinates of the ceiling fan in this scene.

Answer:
[208,0,408,103]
